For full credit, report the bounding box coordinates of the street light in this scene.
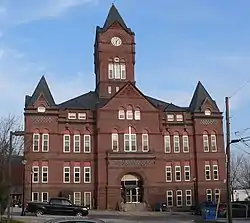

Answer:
[21,159,27,216]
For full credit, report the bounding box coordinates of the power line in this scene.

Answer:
[231,144,250,156]
[229,79,250,99]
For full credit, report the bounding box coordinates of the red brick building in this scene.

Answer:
[24,5,226,210]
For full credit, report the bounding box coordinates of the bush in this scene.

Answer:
[1,218,25,223]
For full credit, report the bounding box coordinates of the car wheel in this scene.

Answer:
[35,209,44,216]
[75,212,83,217]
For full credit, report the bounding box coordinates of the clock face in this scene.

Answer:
[111,37,122,46]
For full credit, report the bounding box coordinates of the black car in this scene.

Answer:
[25,197,89,217]
[44,217,105,223]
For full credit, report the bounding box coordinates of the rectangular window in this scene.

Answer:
[165,166,172,182]
[112,133,119,152]
[74,192,81,205]
[183,135,189,153]
[175,166,181,181]
[114,63,121,79]
[166,190,173,207]
[206,189,212,202]
[68,113,76,119]
[203,135,209,152]
[63,167,70,183]
[41,192,48,202]
[185,190,192,206]
[78,113,86,120]
[108,86,112,94]
[42,166,48,183]
[205,165,211,180]
[142,134,149,152]
[74,135,80,153]
[211,134,217,152]
[176,190,183,206]
[74,167,81,183]
[214,189,220,202]
[63,135,70,153]
[108,63,114,79]
[32,192,39,202]
[167,114,174,121]
[84,192,92,209]
[32,166,39,183]
[174,136,180,153]
[164,135,171,153]
[124,134,137,152]
[42,134,49,152]
[176,114,183,122]
[115,86,119,92]
[121,64,126,79]
[84,135,91,153]
[84,167,91,183]
[124,134,130,151]
[33,134,40,152]
[213,165,219,180]
[184,166,190,181]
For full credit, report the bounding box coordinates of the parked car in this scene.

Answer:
[44,217,105,223]
[222,202,250,218]
[25,197,89,217]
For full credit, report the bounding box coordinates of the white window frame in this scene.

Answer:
[63,166,70,183]
[78,113,86,120]
[74,192,81,205]
[166,190,173,207]
[211,134,217,152]
[124,127,137,152]
[121,63,126,79]
[205,165,211,180]
[84,135,91,153]
[142,133,149,152]
[41,192,48,202]
[114,62,121,79]
[185,190,192,206]
[84,167,91,183]
[134,109,141,120]
[213,164,219,180]
[108,63,114,79]
[41,166,48,183]
[33,133,40,152]
[74,167,81,183]
[176,190,183,207]
[175,166,181,182]
[164,135,171,153]
[84,192,92,209]
[32,166,39,183]
[118,109,125,119]
[63,134,70,153]
[42,133,49,152]
[112,133,119,152]
[206,189,212,202]
[214,189,220,202]
[73,134,81,153]
[165,166,172,182]
[176,114,183,122]
[167,114,174,121]
[205,109,211,116]
[108,86,112,94]
[183,135,189,153]
[32,192,39,202]
[173,135,180,153]
[126,109,133,120]
[203,134,209,152]
[68,113,76,119]
[184,166,190,181]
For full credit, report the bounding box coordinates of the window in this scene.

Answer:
[176,190,183,206]
[112,133,119,152]
[78,113,86,120]
[32,166,39,183]
[68,113,76,119]
[37,106,46,113]
[167,114,174,121]
[166,190,173,207]
[174,135,180,153]
[74,135,80,153]
[175,166,181,181]
[63,134,70,153]
[118,108,125,119]
[84,167,91,183]
[124,127,137,152]
[108,86,112,94]
[74,192,81,205]
[165,166,172,182]
[213,164,219,180]
[42,134,49,152]
[108,59,126,80]
[185,190,192,206]
[41,192,48,202]
[205,109,211,116]
[33,134,40,152]
[214,189,220,202]
[32,192,39,202]
[142,134,149,152]
[63,167,70,183]
[164,135,171,153]
[203,134,209,152]
[184,166,190,181]
[126,106,133,120]
[108,63,114,79]
[42,166,48,183]
[211,134,217,152]
[183,135,189,153]
[114,62,121,79]
[74,167,81,183]
[134,108,141,120]
[116,86,119,92]
[206,189,212,202]
[84,135,91,153]
[84,192,92,209]
[176,114,183,122]
[121,64,126,79]
[205,165,211,180]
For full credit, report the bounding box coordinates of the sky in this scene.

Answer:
[0,0,250,151]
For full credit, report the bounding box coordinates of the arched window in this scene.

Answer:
[33,129,40,152]
[118,107,125,120]
[211,131,217,152]
[126,105,133,120]
[142,130,149,152]
[73,130,81,153]
[173,132,180,153]
[124,126,137,152]
[134,107,141,120]
[182,132,189,153]
[205,109,211,116]
[42,129,49,152]
[203,131,209,152]
[164,132,171,153]
[112,129,119,152]
[63,130,71,153]
[108,57,126,80]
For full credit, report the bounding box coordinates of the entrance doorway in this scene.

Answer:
[121,173,143,203]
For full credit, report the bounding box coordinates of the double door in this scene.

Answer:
[125,187,140,203]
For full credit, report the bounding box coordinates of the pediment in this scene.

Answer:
[117,83,141,98]
[201,97,214,111]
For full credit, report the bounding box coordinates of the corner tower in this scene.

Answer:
[94,4,135,98]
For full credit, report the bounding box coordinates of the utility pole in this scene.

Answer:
[225,97,233,223]
[7,131,13,223]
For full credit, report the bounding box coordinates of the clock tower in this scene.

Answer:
[94,4,135,98]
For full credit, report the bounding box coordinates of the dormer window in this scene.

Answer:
[205,109,211,116]
[68,113,76,119]
[167,114,174,122]
[108,57,126,80]
[78,113,86,120]
[37,106,46,113]
[176,114,183,122]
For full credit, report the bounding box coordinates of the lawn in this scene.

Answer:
[0,218,25,223]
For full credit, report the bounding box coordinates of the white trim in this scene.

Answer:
[203,134,209,152]
[206,189,212,202]
[68,113,76,119]
[167,114,174,122]
[84,167,91,183]
[84,192,92,209]
[32,192,39,202]
[211,134,217,152]
[74,166,81,183]
[184,166,190,181]
[176,190,183,207]
[176,114,183,122]
[32,166,39,183]
[124,126,137,152]
[63,134,70,153]
[84,135,91,153]
[33,133,40,152]
[165,166,172,182]
[41,192,49,202]
[182,135,189,153]
[63,166,70,183]
[73,134,81,153]
[134,110,141,120]
[185,190,192,206]
[74,192,81,205]
[175,166,181,181]
[142,133,149,152]
[166,190,173,207]
[173,135,180,153]
[111,133,119,152]
[118,109,125,119]
[78,113,86,120]
[164,135,171,153]
[205,164,211,180]
[213,164,219,180]
[41,166,48,183]
[42,133,49,152]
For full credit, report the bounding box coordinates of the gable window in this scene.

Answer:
[167,114,174,122]
[68,113,76,119]
[32,166,39,183]
[74,134,80,153]
[112,133,119,152]
[175,166,181,181]
[33,133,40,152]
[165,166,172,182]
[108,86,112,94]
[84,135,91,153]
[205,109,211,116]
[37,106,46,113]
[63,166,70,183]
[142,133,149,152]
[182,134,189,153]
[124,126,137,152]
[126,105,133,120]
[42,166,48,183]
[134,108,141,120]
[42,133,49,152]
[176,114,183,122]
[164,135,171,153]
[203,133,209,152]
[211,133,217,152]
[173,134,180,153]
[63,134,70,153]
[78,113,86,120]
[118,107,125,119]
[205,164,211,180]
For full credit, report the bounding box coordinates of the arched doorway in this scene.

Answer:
[121,173,143,203]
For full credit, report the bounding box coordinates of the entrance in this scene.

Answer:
[121,174,143,203]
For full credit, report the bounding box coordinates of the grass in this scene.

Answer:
[0,217,25,223]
